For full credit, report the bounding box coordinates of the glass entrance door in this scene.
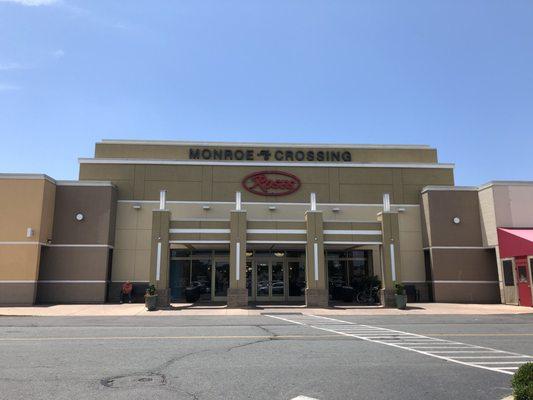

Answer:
[254,259,285,301]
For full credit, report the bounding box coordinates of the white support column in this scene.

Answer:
[313,242,319,281]
[383,193,391,213]
[159,189,167,210]
[390,243,396,282]
[235,242,240,281]
[156,242,162,281]
[235,191,242,211]
[310,192,317,211]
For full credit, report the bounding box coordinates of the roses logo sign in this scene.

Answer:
[242,171,301,196]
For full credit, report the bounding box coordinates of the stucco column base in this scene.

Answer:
[156,288,171,308]
[227,288,248,308]
[379,288,396,308]
[305,288,329,308]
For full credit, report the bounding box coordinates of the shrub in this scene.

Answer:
[513,363,533,400]
[145,284,157,297]
[393,281,405,296]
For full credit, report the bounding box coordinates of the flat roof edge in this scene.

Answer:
[0,173,56,184]
[421,185,478,193]
[478,181,533,190]
[56,180,116,187]
[99,139,434,150]
[79,158,454,169]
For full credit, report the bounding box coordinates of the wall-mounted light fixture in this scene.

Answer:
[26,228,34,238]
[74,212,84,222]
[202,205,211,210]
[332,207,340,213]
[397,207,406,213]
[268,205,277,211]
[453,217,461,224]
[132,204,142,210]
[274,251,285,257]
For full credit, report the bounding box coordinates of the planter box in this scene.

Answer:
[395,294,407,310]
[145,294,158,311]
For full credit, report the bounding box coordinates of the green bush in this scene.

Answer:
[145,284,157,296]
[393,281,405,296]
[513,363,533,400]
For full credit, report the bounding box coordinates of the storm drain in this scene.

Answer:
[101,372,166,388]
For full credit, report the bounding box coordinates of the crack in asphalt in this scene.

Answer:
[99,332,274,399]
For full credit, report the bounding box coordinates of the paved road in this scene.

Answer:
[0,314,532,400]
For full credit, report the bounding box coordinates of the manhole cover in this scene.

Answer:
[101,373,166,388]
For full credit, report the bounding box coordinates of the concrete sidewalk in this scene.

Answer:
[0,302,532,317]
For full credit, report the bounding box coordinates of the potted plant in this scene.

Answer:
[144,284,158,311]
[394,281,407,310]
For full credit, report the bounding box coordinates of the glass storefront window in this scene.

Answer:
[169,260,190,300]
[271,261,284,297]
[327,249,375,302]
[191,259,212,300]
[246,261,253,297]
[214,261,229,297]
[170,250,191,258]
[288,261,305,296]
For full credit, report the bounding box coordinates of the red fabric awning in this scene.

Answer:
[498,228,533,258]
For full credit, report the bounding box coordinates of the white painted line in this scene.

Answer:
[266,314,533,376]
[451,356,533,359]
[291,396,320,400]
[427,350,503,354]
[471,361,528,365]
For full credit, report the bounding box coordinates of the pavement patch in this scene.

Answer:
[101,372,166,388]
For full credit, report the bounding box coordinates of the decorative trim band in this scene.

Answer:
[38,280,107,284]
[169,229,230,234]
[80,158,454,170]
[247,240,307,244]
[433,280,500,284]
[0,241,40,245]
[44,244,114,248]
[324,230,382,235]
[100,139,433,149]
[169,240,230,244]
[118,199,420,208]
[247,229,306,234]
[425,246,494,250]
[324,241,382,245]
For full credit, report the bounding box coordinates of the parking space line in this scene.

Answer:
[266,314,533,376]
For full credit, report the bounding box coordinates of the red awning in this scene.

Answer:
[498,228,533,258]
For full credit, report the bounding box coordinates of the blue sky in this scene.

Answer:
[0,0,532,184]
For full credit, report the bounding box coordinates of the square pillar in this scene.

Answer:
[228,210,248,307]
[378,211,402,307]
[149,210,171,307]
[305,211,328,307]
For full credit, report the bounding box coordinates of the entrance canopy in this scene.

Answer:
[498,228,533,258]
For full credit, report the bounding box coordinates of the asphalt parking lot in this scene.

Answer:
[0,314,532,400]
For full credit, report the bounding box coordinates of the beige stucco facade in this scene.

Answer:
[0,175,55,305]
[2,140,529,307]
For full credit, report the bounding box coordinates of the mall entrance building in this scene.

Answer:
[1,140,532,307]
